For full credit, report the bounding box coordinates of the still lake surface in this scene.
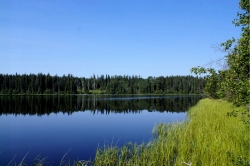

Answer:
[0,95,201,165]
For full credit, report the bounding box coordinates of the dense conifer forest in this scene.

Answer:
[0,73,205,94]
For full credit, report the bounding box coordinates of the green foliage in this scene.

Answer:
[0,73,78,95]
[191,0,250,105]
[190,66,207,75]
[191,67,219,98]
[0,73,206,95]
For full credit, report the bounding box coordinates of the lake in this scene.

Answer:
[0,95,201,165]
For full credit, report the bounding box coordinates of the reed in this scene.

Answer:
[93,98,249,166]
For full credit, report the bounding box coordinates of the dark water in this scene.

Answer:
[0,95,201,165]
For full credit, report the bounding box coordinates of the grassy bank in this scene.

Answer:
[90,98,249,166]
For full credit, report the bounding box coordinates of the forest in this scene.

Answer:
[0,73,206,95]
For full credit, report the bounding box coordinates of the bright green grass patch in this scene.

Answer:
[92,98,250,166]
[89,89,104,94]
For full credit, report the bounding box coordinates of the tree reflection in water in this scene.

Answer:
[0,95,202,116]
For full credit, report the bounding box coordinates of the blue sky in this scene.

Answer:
[0,0,241,78]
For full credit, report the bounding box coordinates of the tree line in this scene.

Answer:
[0,73,206,95]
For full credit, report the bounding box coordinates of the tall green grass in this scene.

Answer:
[93,98,249,166]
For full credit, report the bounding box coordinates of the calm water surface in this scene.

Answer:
[0,95,201,165]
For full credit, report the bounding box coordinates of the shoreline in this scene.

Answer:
[90,98,249,165]
[5,98,248,165]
